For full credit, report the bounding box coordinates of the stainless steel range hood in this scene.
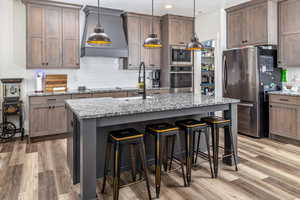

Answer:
[81,6,128,57]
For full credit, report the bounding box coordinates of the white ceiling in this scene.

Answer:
[56,0,250,16]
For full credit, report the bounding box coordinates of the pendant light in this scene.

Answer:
[186,0,203,51]
[143,0,162,48]
[87,0,112,46]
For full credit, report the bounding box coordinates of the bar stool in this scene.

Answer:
[101,128,152,200]
[202,116,238,178]
[175,119,214,186]
[146,123,187,198]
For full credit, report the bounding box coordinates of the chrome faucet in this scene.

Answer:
[138,61,147,99]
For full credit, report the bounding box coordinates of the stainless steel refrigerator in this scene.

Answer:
[223,46,281,138]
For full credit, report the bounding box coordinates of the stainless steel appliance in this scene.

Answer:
[223,46,281,138]
[170,66,193,93]
[151,69,160,88]
[171,46,192,65]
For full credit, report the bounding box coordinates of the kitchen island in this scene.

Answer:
[65,93,240,200]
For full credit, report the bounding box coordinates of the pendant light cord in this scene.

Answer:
[97,0,101,27]
[151,0,154,33]
[193,0,195,36]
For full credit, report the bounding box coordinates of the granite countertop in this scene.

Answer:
[27,87,169,97]
[66,93,240,120]
[268,90,300,97]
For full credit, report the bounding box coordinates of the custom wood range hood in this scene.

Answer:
[81,6,129,58]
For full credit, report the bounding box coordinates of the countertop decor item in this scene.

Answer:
[45,74,67,92]
[186,0,204,51]
[143,0,162,48]
[86,0,112,46]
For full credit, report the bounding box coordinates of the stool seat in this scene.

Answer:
[110,128,143,142]
[147,123,179,133]
[176,119,207,128]
[202,116,230,124]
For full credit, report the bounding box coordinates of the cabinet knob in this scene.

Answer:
[76,63,80,65]
[46,62,48,66]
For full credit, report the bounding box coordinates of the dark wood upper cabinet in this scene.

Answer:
[62,8,80,68]
[25,0,81,69]
[226,0,277,49]
[126,14,141,68]
[124,13,161,69]
[278,0,300,67]
[168,17,193,45]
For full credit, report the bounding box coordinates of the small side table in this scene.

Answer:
[0,100,24,141]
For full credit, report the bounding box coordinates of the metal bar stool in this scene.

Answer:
[202,116,238,178]
[175,119,214,186]
[101,128,152,200]
[146,123,187,198]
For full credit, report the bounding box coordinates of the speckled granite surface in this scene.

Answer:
[27,87,169,97]
[268,91,300,97]
[66,93,240,120]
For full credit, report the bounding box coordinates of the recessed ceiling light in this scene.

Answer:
[165,4,173,9]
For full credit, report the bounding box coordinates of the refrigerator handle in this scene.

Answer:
[223,55,228,94]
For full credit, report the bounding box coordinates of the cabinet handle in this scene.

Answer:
[46,62,48,66]
[48,106,51,109]
[76,63,80,65]
[179,42,185,44]
[279,99,289,102]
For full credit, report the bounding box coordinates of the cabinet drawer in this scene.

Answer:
[71,93,92,99]
[30,95,71,105]
[269,95,300,105]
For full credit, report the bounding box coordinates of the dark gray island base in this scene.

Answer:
[65,93,240,200]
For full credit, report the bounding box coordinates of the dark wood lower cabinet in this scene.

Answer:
[29,89,170,140]
[269,94,300,141]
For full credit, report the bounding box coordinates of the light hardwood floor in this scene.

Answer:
[1,135,300,200]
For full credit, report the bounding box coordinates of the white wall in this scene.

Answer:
[0,0,150,133]
[195,9,227,98]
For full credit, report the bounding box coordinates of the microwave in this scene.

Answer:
[171,46,192,65]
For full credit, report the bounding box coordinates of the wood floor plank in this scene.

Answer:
[38,171,58,200]
[19,152,38,200]
[231,178,281,200]
[263,177,300,198]
[0,164,23,200]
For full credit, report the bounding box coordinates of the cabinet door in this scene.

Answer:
[182,20,193,44]
[148,18,161,68]
[280,34,300,67]
[44,6,62,68]
[49,105,67,134]
[62,8,80,68]
[227,10,244,48]
[127,16,141,68]
[269,104,298,139]
[245,3,268,45]
[279,0,300,67]
[27,4,44,69]
[169,19,183,45]
[30,106,49,137]
[140,16,152,66]
[279,0,300,35]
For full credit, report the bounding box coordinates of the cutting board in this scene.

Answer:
[45,74,68,92]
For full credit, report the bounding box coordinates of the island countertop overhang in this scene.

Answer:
[65,93,240,120]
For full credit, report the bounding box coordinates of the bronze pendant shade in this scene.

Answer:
[186,0,203,51]
[143,0,162,48]
[87,0,112,46]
